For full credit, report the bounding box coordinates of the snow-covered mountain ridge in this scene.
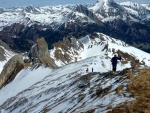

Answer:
[0,32,150,112]
[50,32,150,68]
[120,1,150,20]
[0,5,75,30]
[0,1,149,30]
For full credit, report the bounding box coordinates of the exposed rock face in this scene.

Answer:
[0,39,10,50]
[0,55,24,89]
[29,38,57,68]
[54,36,84,64]
[0,47,6,61]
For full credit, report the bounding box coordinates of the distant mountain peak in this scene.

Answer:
[102,0,114,3]
[91,0,126,18]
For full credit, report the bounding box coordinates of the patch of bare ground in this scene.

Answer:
[84,109,95,113]
[24,62,32,67]
[108,67,150,113]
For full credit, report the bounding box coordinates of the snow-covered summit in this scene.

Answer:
[91,0,115,12]
[90,0,128,21]
[90,0,150,22]
[102,0,114,3]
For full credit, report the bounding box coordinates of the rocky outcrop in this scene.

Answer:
[0,55,24,89]
[54,36,84,63]
[29,38,57,68]
[0,47,6,61]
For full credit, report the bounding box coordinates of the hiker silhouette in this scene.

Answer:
[111,55,121,72]
[86,68,88,73]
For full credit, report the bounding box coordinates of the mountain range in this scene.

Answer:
[0,0,150,112]
[0,0,150,52]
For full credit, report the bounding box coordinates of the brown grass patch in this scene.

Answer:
[107,108,129,113]
[127,68,150,113]
[115,85,123,94]
[40,108,51,113]
[54,41,68,51]
[24,63,31,67]
[84,109,95,113]
[109,68,150,113]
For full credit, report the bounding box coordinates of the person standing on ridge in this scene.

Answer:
[86,68,88,73]
[111,55,121,72]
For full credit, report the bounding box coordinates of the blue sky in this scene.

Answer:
[0,0,149,8]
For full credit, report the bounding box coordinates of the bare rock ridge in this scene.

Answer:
[28,38,57,68]
[0,55,24,89]
[0,47,6,62]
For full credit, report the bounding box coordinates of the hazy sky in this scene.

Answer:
[0,0,149,8]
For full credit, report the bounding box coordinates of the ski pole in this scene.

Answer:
[110,63,112,71]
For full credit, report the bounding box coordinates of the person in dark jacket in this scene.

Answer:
[111,55,121,72]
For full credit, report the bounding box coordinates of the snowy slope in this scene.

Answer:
[0,46,14,73]
[0,57,134,113]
